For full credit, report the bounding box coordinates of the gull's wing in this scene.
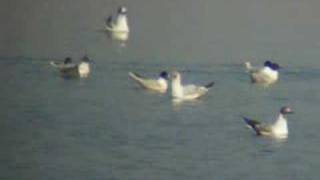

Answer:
[50,61,77,70]
[58,65,80,78]
[243,117,262,135]
[129,72,163,92]
[183,81,214,96]
[50,61,79,78]
[257,124,273,136]
[243,117,272,136]
[106,16,113,27]
[181,84,209,99]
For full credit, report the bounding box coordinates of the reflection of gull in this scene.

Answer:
[243,106,293,139]
[129,71,169,93]
[171,71,214,101]
[245,60,280,86]
[50,56,91,78]
[105,6,129,33]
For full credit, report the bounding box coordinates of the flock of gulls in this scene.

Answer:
[50,6,294,140]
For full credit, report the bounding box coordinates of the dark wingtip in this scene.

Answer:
[242,116,262,136]
[82,55,90,62]
[205,82,215,88]
[64,57,72,64]
[106,16,112,25]
[242,116,251,124]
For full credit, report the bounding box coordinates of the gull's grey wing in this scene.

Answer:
[50,61,77,69]
[243,116,274,136]
[182,84,208,99]
[129,72,164,92]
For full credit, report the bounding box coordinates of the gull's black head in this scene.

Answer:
[264,60,272,67]
[64,57,72,64]
[82,55,90,62]
[264,60,280,71]
[159,71,169,80]
[280,106,294,115]
[118,6,127,14]
[271,63,281,70]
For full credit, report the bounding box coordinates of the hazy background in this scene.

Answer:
[2,0,320,66]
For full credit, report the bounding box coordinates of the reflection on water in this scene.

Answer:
[106,30,129,47]
[171,98,204,109]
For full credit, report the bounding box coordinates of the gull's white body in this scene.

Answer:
[171,72,212,101]
[245,62,278,85]
[78,62,90,78]
[109,31,129,42]
[271,114,288,138]
[106,13,129,33]
[129,72,168,93]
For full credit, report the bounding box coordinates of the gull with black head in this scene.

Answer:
[245,60,280,86]
[243,106,294,139]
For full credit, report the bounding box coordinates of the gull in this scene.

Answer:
[105,6,130,33]
[245,60,280,85]
[243,106,294,139]
[50,56,91,78]
[171,71,214,101]
[129,71,169,93]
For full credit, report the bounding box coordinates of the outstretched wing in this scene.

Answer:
[129,72,163,92]
[204,82,214,88]
[243,117,263,135]
[243,117,274,136]
[50,61,77,69]
[106,16,113,27]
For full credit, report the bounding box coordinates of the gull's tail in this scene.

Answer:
[243,116,261,135]
[50,61,59,68]
[106,16,113,27]
[129,72,144,82]
[244,62,252,72]
[204,82,215,89]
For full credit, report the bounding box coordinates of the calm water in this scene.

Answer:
[1,0,320,179]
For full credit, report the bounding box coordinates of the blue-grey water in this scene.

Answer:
[1,0,320,179]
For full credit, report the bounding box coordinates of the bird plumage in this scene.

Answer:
[171,71,214,101]
[50,56,91,78]
[129,71,168,93]
[243,106,293,139]
[105,6,129,33]
[245,61,280,85]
